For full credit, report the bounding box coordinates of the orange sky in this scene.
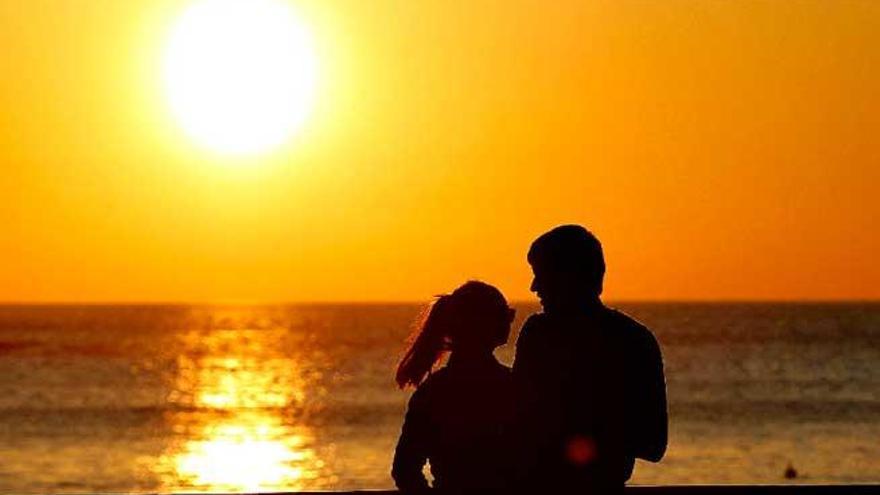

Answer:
[3,0,879,303]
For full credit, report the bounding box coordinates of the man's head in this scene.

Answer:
[527,225,605,312]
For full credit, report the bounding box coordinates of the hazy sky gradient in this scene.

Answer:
[3,0,879,302]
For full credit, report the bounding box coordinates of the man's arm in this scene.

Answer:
[631,329,668,462]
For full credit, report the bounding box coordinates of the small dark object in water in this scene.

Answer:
[784,463,798,479]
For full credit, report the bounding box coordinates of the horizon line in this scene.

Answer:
[1,298,879,307]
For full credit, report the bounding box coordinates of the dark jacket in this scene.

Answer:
[512,305,667,492]
[392,357,515,495]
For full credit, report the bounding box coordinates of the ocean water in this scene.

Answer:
[0,303,878,493]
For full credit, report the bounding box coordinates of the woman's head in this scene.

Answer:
[395,280,514,389]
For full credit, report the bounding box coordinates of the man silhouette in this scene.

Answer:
[513,225,667,494]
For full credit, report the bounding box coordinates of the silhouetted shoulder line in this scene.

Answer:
[604,307,658,340]
[603,308,664,370]
[604,306,644,325]
[516,312,548,344]
[522,312,548,326]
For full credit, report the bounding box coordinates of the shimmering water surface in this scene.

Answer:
[0,303,878,492]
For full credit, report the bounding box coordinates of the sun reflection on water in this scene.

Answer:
[172,412,317,492]
[158,324,328,492]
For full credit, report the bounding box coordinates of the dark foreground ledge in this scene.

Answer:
[201,486,880,495]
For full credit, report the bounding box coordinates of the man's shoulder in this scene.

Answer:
[603,307,660,347]
[514,313,554,357]
[522,312,549,329]
[603,307,649,332]
[520,308,647,335]
[519,312,549,336]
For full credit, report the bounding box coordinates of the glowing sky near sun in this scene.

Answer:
[163,0,317,154]
[1,0,878,302]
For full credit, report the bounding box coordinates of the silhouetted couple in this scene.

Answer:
[392,225,668,495]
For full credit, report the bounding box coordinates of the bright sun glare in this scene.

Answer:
[163,0,317,155]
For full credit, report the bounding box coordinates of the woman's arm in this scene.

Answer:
[391,390,432,494]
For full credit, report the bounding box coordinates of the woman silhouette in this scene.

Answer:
[392,281,516,495]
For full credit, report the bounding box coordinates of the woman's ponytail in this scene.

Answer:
[395,295,453,388]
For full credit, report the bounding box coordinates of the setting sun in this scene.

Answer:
[163,0,317,154]
[1,0,880,493]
